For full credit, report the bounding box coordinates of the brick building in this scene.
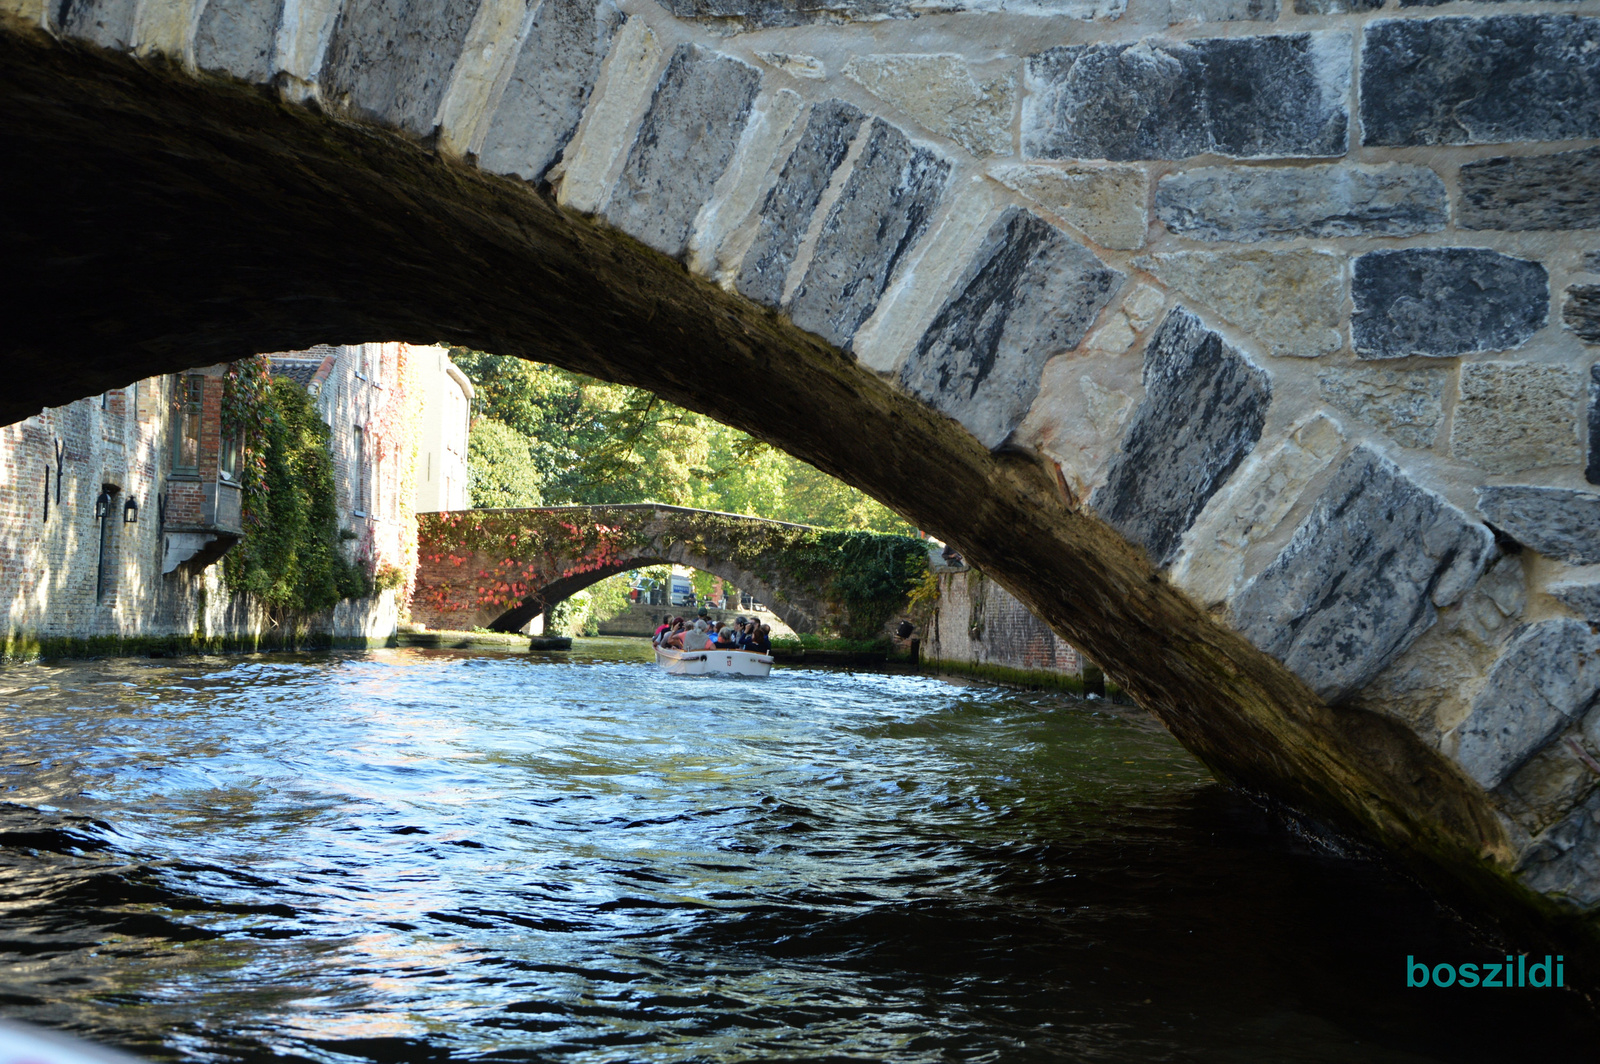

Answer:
[1,342,461,659]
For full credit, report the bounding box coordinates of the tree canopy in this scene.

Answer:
[452,351,913,533]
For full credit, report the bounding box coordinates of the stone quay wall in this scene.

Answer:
[923,567,1085,689]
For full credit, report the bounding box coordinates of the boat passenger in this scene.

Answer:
[651,619,671,646]
[749,624,771,654]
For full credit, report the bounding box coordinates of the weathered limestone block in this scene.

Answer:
[659,0,1123,31]
[787,119,950,349]
[1552,582,1600,622]
[1499,726,1600,838]
[1155,164,1446,243]
[195,0,282,82]
[1164,0,1276,22]
[1520,788,1600,909]
[1458,148,1600,232]
[1023,33,1349,162]
[321,0,481,136]
[1361,16,1600,147]
[1477,485,1600,564]
[1090,307,1271,568]
[843,55,1014,159]
[554,16,659,214]
[1450,619,1600,790]
[1452,362,1582,475]
[1233,446,1494,703]
[1585,251,1600,273]
[899,208,1123,451]
[1591,364,1600,485]
[1136,250,1343,359]
[1018,352,1142,505]
[736,100,864,308]
[1564,285,1600,343]
[1352,248,1547,359]
[478,0,623,183]
[1317,366,1447,449]
[987,164,1147,250]
[756,52,824,79]
[56,0,137,49]
[1294,0,1378,11]
[1169,414,1345,609]
[607,46,761,259]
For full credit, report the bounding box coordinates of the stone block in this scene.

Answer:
[1585,251,1600,273]
[756,52,825,79]
[1564,285,1600,344]
[787,119,950,349]
[57,0,137,49]
[1155,164,1446,243]
[1294,0,1379,11]
[479,0,624,184]
[607,46,761,259]
[1451,619,1600,790]
[1137,250,1343,360]
[1361,16,1600,147]
[987,164,1147,250]
[195,0,282,82]
[321,0,481,137]
[1519,788,1600,909]
[1458,148,1600,232]
[1452,362,1582,475]
[1317,366,1448,449]
[736,100,865,308]
[844,55,1014,159]
[1591,364,1600,485]
[1233,446,1494,703]
[1023,33,1350,162]
[1165,0,1276,22]
[1090,307,1272,568]
[899,208,1123,451]
[1351,248,1547,359]
[659,0,1123,31]
[1551,582,1600,622]
[1498,731,1600,838]
[1477,485,1600,564]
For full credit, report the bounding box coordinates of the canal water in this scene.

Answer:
[1,639,1595,1062]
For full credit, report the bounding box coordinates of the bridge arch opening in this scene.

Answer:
[6,4,1600,959]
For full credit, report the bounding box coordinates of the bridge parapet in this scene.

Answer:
[411,504,926,638]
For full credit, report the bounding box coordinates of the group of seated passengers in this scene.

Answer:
[652,616,771,653]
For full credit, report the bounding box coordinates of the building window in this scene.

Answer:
[220,429,241,482]
[171,375,203,475]
[353,425,367,515]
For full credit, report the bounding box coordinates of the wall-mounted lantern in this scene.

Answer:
[93,491,113,521]
[123,497,139,524]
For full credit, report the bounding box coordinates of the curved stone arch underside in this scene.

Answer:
[4,0,1600,954]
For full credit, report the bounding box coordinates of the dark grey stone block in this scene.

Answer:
[1156,164,1446,242]
[899,208,1124,451]
[1294,0,1379,11]
[660,0,900,31]
[1352,248,1548,359]
[321,0,481,137]
[1023,33,1349,162]
[1590,364,1599,484]
[56,0,138,49]
[1551,582,1600,622]
[736,100,864,309]
[1452,619,1600,789]
[479,0,624,184]
[1090,307,1271,569]
[1584,251,1600,273]
[1565,284,1600,344]
[1458,148,1600,232]
[787,119,949,349]
[607,45,761,259]
[1520,788,1600,909]
[1478,485,1600,564]
[1361,16,1600,147]
[195,0,284,82]
[1234,447,1494,703]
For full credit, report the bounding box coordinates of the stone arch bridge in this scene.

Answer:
[4,0,1600,959]
[409,503,924,636]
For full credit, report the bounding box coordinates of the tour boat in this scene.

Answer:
[654,645,775,677]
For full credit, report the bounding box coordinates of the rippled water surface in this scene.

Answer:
[2,640,1596,1063]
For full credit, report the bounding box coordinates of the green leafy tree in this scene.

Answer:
[467,416,544,508]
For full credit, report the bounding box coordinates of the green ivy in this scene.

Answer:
[223,377,371,612]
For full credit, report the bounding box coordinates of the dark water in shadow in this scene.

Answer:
[1,639,1595,1062]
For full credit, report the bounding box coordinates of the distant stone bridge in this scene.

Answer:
[410,504,923,636]
[4,0,1600,962]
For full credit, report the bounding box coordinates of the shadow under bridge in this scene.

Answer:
[410,504,928,638]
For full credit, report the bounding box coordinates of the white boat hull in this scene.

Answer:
[655,646,774,677]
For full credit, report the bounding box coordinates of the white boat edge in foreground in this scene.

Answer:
[654,646,775,677]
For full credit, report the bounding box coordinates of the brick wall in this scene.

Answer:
[923,568,1082,681]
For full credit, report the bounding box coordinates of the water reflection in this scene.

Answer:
[0,641,1595,1062]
